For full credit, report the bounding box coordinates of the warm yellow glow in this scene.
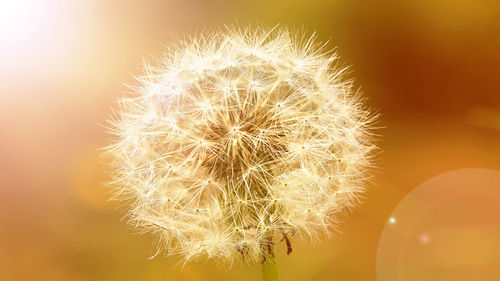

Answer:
[0,0,53,49]
[0,0,75,78]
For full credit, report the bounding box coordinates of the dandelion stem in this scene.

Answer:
[261,256,279,281]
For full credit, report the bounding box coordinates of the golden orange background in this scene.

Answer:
[1,0,499,280]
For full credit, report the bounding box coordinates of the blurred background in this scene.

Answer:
[1,0,499,280]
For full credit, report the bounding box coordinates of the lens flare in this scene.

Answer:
[377,169,500,281]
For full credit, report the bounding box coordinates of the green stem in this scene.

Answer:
[261,256,279,281]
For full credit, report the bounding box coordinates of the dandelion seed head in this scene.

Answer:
[106,26,376,264]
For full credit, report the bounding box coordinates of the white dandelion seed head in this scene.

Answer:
[106,25,376,264]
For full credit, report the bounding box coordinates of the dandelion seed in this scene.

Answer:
[105,26,376,265]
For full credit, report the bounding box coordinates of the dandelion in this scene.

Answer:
[105,26,376,280]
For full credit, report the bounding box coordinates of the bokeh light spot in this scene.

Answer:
[377,168,500,281]
[388,217,397,225]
